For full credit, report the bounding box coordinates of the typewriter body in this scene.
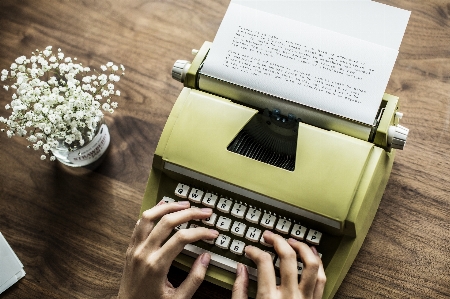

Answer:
[140,41,408,299]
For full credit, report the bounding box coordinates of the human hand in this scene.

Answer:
[118,200,219,299]
[231,230,326,299]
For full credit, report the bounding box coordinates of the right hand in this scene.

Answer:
[231,230,326,299]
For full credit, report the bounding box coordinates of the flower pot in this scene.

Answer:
[51,119,110,167]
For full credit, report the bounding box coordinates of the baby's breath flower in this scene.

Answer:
[102,103,110,111]
[0,46,124,161]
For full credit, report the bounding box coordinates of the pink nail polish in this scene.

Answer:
[201,253,211,267]
[236,263,242,276]
[201,208,212,213]
[177,201,190,206]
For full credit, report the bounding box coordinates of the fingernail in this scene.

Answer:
[236,263,243,276]
[311,246,318,256]
[201,208,212,213]
[177,201,190,206]
[288,237,298,243]
[157,200,165,206]
[264,230,273,236]
[210,229,219,236]
[201,253,211,267]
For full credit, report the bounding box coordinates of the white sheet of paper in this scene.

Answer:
[0,232,25,294]
[233,1,410,50]
[202,2,408,125]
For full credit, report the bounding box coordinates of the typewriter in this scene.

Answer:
[140,41,409,298]
[141,3,409,298]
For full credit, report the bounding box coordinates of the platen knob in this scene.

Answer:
[388,124,409,150]
[172,60,191,83]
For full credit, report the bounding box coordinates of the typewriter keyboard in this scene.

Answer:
[161,182,325,282]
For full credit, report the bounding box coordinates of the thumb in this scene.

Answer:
[176,253,210,299]
[232,263,249,299]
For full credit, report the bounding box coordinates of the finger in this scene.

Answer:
[176,253,211,299]
[263,231,299,289]
[158,226,219,263]
[134,201,191,243]
[244,245,276,295]
[147,207,213,248]
[232,263,249,299]
[311,247,326,299]
[288,239,321,298]
[130,218,141,246]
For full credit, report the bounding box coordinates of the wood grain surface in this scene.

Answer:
[0,0,449,298]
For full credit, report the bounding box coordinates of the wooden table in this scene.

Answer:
[0,0,449,298]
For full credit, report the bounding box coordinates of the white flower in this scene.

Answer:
[44,126,52,134]
[28,135,37,143]
[40,155,46,160]
[0,46,124,161]
[15,56,26,64]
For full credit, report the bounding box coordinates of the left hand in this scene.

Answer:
[118,200,219,299]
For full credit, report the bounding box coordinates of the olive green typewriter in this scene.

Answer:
[141,2,409,298]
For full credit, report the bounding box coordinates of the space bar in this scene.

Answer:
[182,244,258,281]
